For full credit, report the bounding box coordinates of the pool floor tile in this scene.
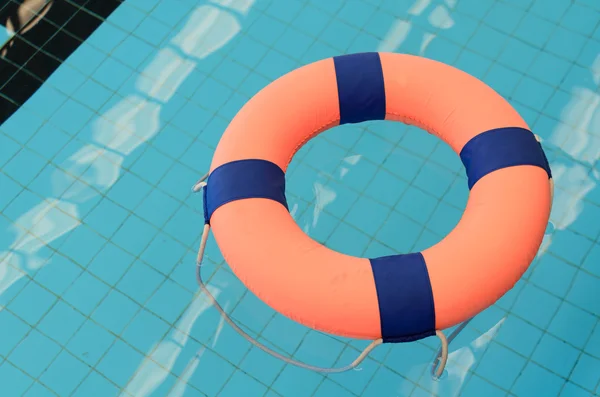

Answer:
[1,0,600,396]
[512,361,565,397]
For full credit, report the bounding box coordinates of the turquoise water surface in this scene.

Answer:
[1,0,600,396]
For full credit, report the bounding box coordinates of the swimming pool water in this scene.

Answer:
[1,0,599,396]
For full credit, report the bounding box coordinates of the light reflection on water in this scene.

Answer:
[0,0,599,396]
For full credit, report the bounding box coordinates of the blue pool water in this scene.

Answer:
[1,0,600,396]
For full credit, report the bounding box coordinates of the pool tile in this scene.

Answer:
[545,27,586,61]
[71,370,120,397]
[0,175,23,211]
[59,224,107,266]
[456,0,495,19]
[560,382,592,397]
[466,25,509,59]
[150,0,191,27]
[63,272,110,315]
[484,2,525,33]
[112,215,158,256]
[272,364,323,397]
[484,62,522,98]
[514,12,556,48]
[495,314,543,357]
[96,339,145,387]
[345,196,391,236]
[365,168,408,207]
[529,254,576,297]
[320,180,359,218]
[566,271,600,316]
[363,366,413,396]
[256,49,299,80]
[192,79,232,113]
[34,253,82,296]
[117,260,165,305]
[231,292,276,334]
[337,0,377,28]
[582,243,600,278]
[326,221,368,256]
[3,148,47,186]
[293,5,331,36]
[228,36,269,69]
[337,157,378,192]
[0,362,34,397]
[313,380,355,397]
[265,0,303,22]
[9,329,62,378]
[72,80,112,113]
[122,359,176,396]
[570,201,600,240]
[39,350,90,396]
[146,279,193,324]
[23,382,55,397]
[426,202,462,238]
[320,19,360,51]
[261,314,308,356]
[22,85,68,120]
[163,205,203,247]
[196,116,228,150]
[140,233,187,276]
[274,28,313,60]
[184,347,236,397]
[548,302,597,349]
[122,308,170,354]
[218,370,267,397]
[499,38,539,74]
[454,50,493,80]
[87,22,128,54]
[67,320,116,366]
[579,38,600,68]
[169,102,211,137]
[476,342,526,389]
[395,188,437,224]
[0,106,44,145]
[0,310,30,357]
[333,350,380,394]
[294,332,346,367]
[513,77,554,112]
[84,198,129,239]
[385,342,431,383]
[91,289,140,335]
[570,353,600,392]
[106,172,153,212]
[412,162,454,199]
[512,361,565,397]
[400,128,438,158]
[561,3,600,35]
[38,300,86,345]
[376,211,424,253]
[549,229,593,265]
[87,243,135,285]
[528,51,571,87]
[383,147,425,182]
[216,90,248,120]
[8,281,57,326]
[585,322,600,359]
[109,2,146,31]
[355,131,394,164]
[239,346,285,385]
[458,375,504,397]
[532,333,579,377]
[512,283,561,328]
